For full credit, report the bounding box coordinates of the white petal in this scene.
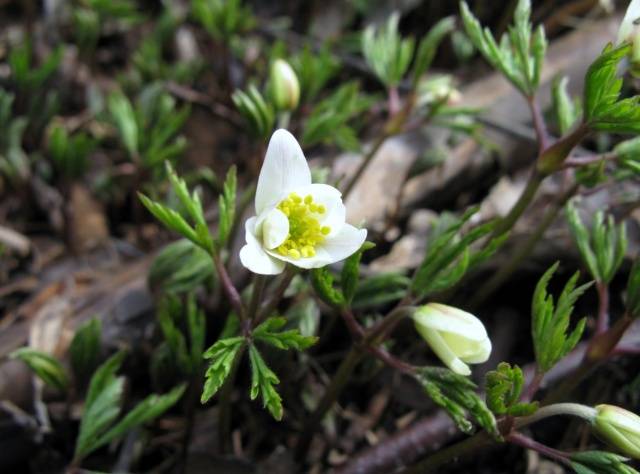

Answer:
[619,0,640,43]
[255,129,311,215]
[239,217,285,275]
[316,224,367,265]
[413,303,487,342]
[457,336,492,364]
[261,208,289,250]
[295,183,346,237]
[415,323,471,376]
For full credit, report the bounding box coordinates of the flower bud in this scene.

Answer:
[270,59,300,111]
[412,303,491,376]
[593,404,640,459]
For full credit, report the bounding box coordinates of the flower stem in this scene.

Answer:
[514,403,596,428]
[506,431,571,466]
[527,95,549,152]
[212,252,246,324]
[596,281,609,334]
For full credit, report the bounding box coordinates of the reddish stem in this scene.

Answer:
[506,432,571,466]
[596,281,609,335]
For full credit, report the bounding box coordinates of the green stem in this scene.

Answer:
[402,402,596,473]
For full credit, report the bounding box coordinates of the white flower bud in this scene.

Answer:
[412,303,491,376]
[593,404,640,459]
[270,59,300,111]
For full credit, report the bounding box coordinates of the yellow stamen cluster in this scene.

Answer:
[276,192,330,259]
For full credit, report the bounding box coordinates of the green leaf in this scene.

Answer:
[412,208,502,298]
[531,263,592,373]
[232,85,274,139]
[485,362,537,417]
[217,166,237,248]
[148,239,215,293]
[92,383,185,451]
[341,241,374,304]
[615,136,640,175]
[191,0,254,41]
[74,351,126,460]
[201,337,244,403]
[362,12,415,88]
[139,164,214,254]
[248,344,283,420]
[460,0,545,96]
[310,267,345,307]
[108,91,138,157]
[70,318,102,381]
[352,272,411,309]
[415,367,497,437]
[253,317,318,351]
[551,76,580,135]
[302,81,375,151]
[566,201,627,284]
[291,45,339,103]
[584,42,640,134]
[11,348,69,391]
[570,450,639,474]
[412,16,455,85]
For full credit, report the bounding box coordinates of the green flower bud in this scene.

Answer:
[270,59,300,111]
[593,404,640,459]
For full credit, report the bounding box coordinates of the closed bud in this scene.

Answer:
[593,404,640,459]
[270,59,300,111]
[412,303,491,376]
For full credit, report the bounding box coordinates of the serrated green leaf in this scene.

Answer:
[584,42,640,134]
[248,344,283,420]
[485,362,537,416]
[11,348,69,391]
[416,366,497,437]
[201,337,244,403]
[532,263,592,372]
[362,12,415,88]
[253,317,318,351]
[566,201,627,284]
[74,351,126,459]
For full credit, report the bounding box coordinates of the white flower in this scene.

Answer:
[412,303,491,376]
[239,129,367,275]
[594,404,640,459]
[619,0,640,44]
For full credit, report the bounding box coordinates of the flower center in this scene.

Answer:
[275,192,330,259]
